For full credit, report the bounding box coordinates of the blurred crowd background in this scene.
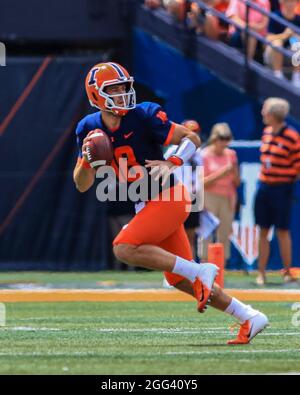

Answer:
[0,0,300,279]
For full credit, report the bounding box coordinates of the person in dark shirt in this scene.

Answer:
[255,97,300,285]
[264,0,300,86]
[269,0,280,11]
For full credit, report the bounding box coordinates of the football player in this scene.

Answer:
[73,62,269,344]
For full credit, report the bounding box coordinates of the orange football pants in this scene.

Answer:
[113,183,193,285]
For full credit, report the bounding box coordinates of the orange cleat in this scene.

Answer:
[193,263,218,313]
[227,312,269,345]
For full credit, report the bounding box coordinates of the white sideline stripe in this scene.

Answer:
[6,327,60,332]
[3,327,300,336]
[0,349,298,358]
[4,327,211,333]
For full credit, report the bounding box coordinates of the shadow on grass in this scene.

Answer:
[250,281,300,288]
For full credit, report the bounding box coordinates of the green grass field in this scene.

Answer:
[0,271,300,374]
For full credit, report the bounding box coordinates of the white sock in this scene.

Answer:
[172,256,200,282]
[274,70,284,79]
[225,297,258,324]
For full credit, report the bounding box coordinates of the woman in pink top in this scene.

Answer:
[226,0,270,58]
[201,123,240,263]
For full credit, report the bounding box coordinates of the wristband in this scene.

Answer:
[167,156,184,166]
[170,137,197,164]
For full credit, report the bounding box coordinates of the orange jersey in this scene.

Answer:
[259,125,300,184]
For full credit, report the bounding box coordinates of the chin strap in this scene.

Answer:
[167,137,197,166]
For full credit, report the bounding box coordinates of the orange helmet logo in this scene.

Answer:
[85,62,136,116]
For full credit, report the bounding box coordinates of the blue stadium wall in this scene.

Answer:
[0,56,115,271]
[133,28,300,270]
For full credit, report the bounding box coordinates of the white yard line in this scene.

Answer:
[2,326,299,337]
[0,349,299,358]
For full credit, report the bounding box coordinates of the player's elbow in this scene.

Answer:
[73,176,90,193]
[75,182,89,193]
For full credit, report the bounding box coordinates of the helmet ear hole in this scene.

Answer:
[92,92,98,101]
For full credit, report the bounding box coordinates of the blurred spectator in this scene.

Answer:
[226,0,270,59]
[201,123,240,263]
[270,0,280,12]
[163,0,187,21]
[205,0,231,40]
[264,0,300,86]
[254,98,300,285]
[145,0,162,9]
[188,0,230,39]
[186,1,205,34]
[270,0,281,11]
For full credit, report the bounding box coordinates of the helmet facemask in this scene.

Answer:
[100,79,136,115]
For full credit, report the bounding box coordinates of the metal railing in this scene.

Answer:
[186,0,300,62]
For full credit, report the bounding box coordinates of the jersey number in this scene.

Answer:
[112,146,144,183]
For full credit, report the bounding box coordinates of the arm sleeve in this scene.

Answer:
[194,149,203,166]
[163,145,177,159]
[143,102,175,146]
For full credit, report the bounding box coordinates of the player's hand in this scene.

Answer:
[145,159,177,186]
[81,132,95,162]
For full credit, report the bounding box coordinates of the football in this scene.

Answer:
[86,129,114,168]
